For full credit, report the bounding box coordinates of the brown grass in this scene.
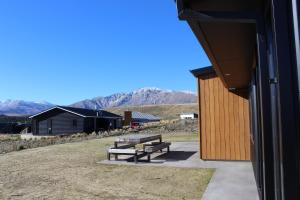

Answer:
[0,133,213,200]
[0,134,20,142]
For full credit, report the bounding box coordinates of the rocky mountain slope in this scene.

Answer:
[0,100,53,116]
[71,87,197,109]
[0,87,197,116]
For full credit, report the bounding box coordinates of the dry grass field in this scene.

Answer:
[107,103,198,120]
[0,134,20,142]
[0,133,213,200]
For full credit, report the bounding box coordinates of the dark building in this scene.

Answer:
[176,0,300,200]
[29,106,122,135]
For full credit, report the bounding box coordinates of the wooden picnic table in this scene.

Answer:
[114,134,162,146]
[108,134,170,163]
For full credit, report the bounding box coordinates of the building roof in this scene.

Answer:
[132,112,161,121]
[177,0,262,89]
[190,66,216,78]
[29,106,122,119]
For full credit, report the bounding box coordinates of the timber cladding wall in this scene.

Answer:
[198,73,250,161]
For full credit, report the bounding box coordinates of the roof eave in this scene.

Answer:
[29,106,87,119]
[177,0,260,89]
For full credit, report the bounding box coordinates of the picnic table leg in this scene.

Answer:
[134,153,138,164]
[167,146,170,153]
[147,154,151,162]
[107,152,110,160]
[114,142,118,160]
[159,136,163,152]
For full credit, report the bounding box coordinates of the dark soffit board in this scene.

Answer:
[178,0,262,89]
[187,0,263,12]
[190,66,217,78]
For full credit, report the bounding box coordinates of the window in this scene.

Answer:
[72,119,77,128]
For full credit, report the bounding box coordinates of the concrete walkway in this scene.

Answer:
[100,142,259,200]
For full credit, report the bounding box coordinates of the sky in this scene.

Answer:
[0,0,210,105]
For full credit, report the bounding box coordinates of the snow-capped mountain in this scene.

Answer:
[0,100,54,116]
[71,87,197,110]
[0,87,197,116]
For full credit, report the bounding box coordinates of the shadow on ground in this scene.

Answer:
[153,151,197,161]
[123,151,197,163]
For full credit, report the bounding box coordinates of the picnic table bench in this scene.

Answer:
[107,134,171,163]
[144,142,171,162]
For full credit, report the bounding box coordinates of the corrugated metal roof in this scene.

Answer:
[132,112,161,121]
[59,106,122,118]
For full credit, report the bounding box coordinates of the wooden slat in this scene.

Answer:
[239,97,246,160]
[209,77,216,159]
[199,78,207,159]
[234,94,241,160]
[205,76,211,159]
[109,148,137,154]
[218,79,226,159]
[214,78,221,159]
[244,98,251,160]
[228,92,235,160]
[223,84,230,160]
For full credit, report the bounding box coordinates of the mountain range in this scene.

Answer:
[0,87,197,116]
[0,100,54,116]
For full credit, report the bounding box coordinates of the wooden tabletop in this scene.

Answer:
[115,134,161,144]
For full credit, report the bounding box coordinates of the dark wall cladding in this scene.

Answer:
[38,120,47,135]
[38,112,84,135]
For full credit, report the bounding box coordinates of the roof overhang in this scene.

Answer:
[190,66,216,78]
[177,0,264,89]
[29,106,87,118]
[29,106,123,119]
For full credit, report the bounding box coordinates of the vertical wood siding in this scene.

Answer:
[199,75,250,160]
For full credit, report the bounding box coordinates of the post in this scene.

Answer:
[114,142,118,160]
[159,135,162,143]
[134,153,138,164]
[94,117,97,133]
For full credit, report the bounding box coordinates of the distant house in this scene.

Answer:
[123,111,161,126]
[29,106,122,135]
[180,113,198,120]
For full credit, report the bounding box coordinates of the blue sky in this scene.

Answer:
[0,0,210,105]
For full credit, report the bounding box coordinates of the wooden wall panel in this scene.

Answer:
[198,76,250,160]
[209,78,216,159]
[204,76,211,158]
[199,78,206,159]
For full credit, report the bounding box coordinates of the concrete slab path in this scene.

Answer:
[99,142,259,200]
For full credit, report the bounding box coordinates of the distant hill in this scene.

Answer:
[107,103,198,120]
[0,100,53,116]
[0,115,30,123]
[71,87,197,110]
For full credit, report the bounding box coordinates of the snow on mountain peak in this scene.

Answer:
[133,87,172,94]
[0,87,197,115]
